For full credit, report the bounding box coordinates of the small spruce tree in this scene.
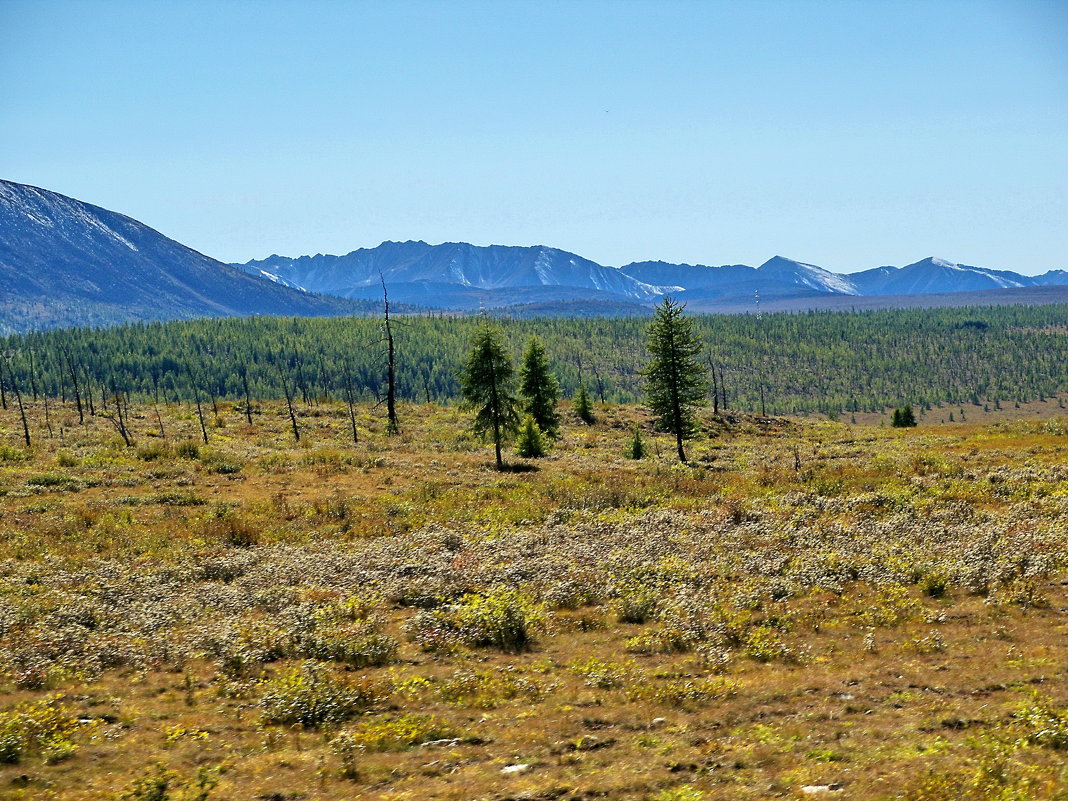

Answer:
[641,298,708,462]
[891,404,917,428]
[516,415,548,458]
[460,321,521,470]
[519,335,561,438]
[574,383,595,425]
[625,424,646,459]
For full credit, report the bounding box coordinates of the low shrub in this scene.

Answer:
[330,713,455,753]
[0,695,86,764]
[259,661,385,727]
[437,667,546,708]
[406,589,542,653]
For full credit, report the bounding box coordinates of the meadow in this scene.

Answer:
[0,397,1067,800]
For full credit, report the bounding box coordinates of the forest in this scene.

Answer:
[1,303,1067,418]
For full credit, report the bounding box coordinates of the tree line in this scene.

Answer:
[1,304,1066,441]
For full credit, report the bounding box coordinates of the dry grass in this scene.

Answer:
[0,398,1067,800]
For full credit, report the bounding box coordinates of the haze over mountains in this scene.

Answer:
[1,178,1066,332]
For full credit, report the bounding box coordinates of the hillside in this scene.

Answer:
[0,180,369,333]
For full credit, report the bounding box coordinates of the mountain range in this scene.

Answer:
[237,243,1068,312]
[1,178,1065,332]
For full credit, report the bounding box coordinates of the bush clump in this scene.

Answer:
[0,695,86,764]
[406,589,541,653]
[259,661,384,727]
[330,713,456,753]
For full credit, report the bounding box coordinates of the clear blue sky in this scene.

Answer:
[1,0,1065,274]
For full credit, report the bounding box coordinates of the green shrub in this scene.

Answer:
[1015,696,1068,750]
[330,714,455,753]
[174,440,200,460]
[0,445,30,463]
[515,415,549,458]
[625,425,646,459]
[437,667,545,708]
[259,661,384,727]
[136,442,171,462]
[571,658,636,689]
[407,589,542,653]
[0,695,85,764]
[614,581,660,624]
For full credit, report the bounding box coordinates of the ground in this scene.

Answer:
[0,398,1066,800]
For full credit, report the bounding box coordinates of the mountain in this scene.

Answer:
[239,243,1067,313]
[850,257,1038,295]
[0,179,365,333]
[238,241,669,307]
[3,178,1064,329]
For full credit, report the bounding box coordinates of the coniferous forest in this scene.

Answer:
[1,304,1066,417]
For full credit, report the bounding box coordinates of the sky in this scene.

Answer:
[1,0,1066,275]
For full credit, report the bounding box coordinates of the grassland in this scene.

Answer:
[1,398,1067,800]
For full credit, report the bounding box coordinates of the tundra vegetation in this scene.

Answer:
[0,385,1067,800]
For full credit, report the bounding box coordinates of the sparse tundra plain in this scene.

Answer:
[1,398,1067,800]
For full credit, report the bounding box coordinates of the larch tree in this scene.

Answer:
[519,335,561,438]
[641,298,708,462]
[460,321,521,471]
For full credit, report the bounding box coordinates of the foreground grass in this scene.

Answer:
[0,399,1067,799]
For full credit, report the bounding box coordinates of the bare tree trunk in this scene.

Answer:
[43,392,54,439]
[708,355,719,416]
[381,275,399,434]
[342,361,359,445]
[240,367,253,426]
[275,357,300,443]
[63,352,83,424]
[189,372,209,445]
[1,355,30,447]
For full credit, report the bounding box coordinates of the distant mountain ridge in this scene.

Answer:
[0,179,371,333]
[236,242,1068,311]
[2,178,1065,333]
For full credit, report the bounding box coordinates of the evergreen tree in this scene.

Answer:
[641,298,708,462]
[891,404,917,427]
[519,335,561,438]
[515,415,548,458]
[625,424,646,459]
[460,322,520,470]
[574,383,595,424]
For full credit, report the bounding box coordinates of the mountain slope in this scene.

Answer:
[0,179,362,333]
[850,257,1038,295]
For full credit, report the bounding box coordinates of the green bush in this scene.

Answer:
[174,440,200,459]
[625,425,646,459]
[259,661,384,727]
[515,415,549,458]
[330,713,455,753]
[0,695,85,764]
[407,589,541,653]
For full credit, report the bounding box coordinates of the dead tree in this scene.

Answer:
[239,366,254,426]
[342,358,359,445]
[708,354,720,416]
[381,274,399,434]
[274,354,300,443]
[101,388,135,447]
[1,354,30,447]
[188,370,209,445]
[150,371,167,440]
[62,350,84,424]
